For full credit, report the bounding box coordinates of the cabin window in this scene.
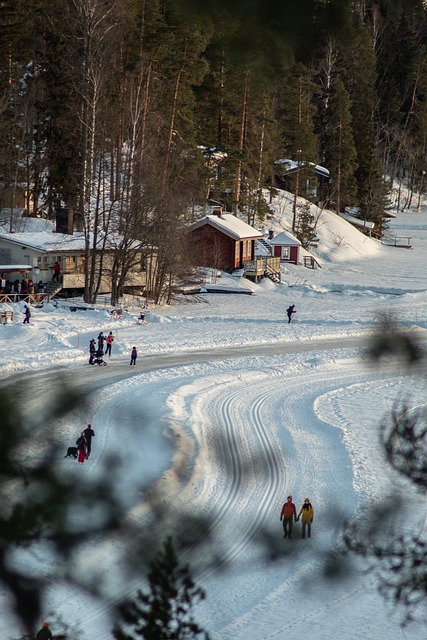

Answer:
[37,256,49,269]
[65,255,76,271]
[281,246,290,259]
[235,242,240,259]
[244,240,251,257]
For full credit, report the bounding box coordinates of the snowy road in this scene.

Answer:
[3,335,421,640]
[1,333,367,401]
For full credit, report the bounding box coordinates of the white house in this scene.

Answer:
[0,211,147,294]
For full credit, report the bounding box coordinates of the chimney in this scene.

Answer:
[212,205,223,218]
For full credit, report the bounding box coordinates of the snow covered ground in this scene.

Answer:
[0,191,426,640]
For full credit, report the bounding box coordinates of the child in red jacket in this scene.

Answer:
[130,346,137,366]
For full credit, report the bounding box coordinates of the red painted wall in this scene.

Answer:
[290,246,299,264]
[190,226,255,270]
[273,244,299,265]
[191,226,235,270]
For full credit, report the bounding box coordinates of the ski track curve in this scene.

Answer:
[0,341,421,640]
[198,386,284,579]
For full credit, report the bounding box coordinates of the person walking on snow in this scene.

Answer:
[286,304,296,323]
[89,338,96,364]
[130,346,137,366]
[105,331,114,356]
[297,498,314,538]
[83,424,95,458]
[76,432,87,463]
[23,305,31,324]
[280,495,297,538]
[36,622,53,640]
[97,331,105,352]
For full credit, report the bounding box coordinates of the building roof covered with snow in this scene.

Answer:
[190,213,263,241]
[275,159,330,178]
[269,230,301,246]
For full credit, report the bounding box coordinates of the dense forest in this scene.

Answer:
[1,0,427,302]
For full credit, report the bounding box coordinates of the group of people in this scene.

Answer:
[89,331,115,363]
[280,495,314,539]
[96,331,113,355]
[75,424,95,463]
[2,278,45,296]
[88,333,139,366]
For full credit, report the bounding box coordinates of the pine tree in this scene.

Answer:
[277,62,318,167]
[114,537,210,640]
[323,76,358,214]
[340,18,389,233]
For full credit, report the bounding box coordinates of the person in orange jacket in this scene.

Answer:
[297,497,314,538]
[280,495,297,538]
[36,621,53,640]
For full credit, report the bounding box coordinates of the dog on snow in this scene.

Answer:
[64,446,78,459]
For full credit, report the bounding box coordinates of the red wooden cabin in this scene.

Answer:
[190,212,262,272]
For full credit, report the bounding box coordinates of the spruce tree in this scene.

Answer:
[114,537,210,640]
[323,76,358,214]
[295,201,317,249]
[340,19,389,233]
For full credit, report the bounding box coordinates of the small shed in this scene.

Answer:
[269,231,301,265]
[189,212,263,272]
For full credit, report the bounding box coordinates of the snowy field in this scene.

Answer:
[0,192,426,640]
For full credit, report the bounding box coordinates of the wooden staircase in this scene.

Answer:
[44,280,63,298]
[256,238,273,254]
[265,265,281,283]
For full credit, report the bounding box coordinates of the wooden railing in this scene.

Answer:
[0,293,48,304]
[382,236,412,248]
[244,256,280,274]
[244,256,281,281]
[303,256,322,269]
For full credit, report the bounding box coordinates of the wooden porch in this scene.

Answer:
[243,256,281,282]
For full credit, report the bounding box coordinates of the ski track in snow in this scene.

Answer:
[36,348,423,640]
